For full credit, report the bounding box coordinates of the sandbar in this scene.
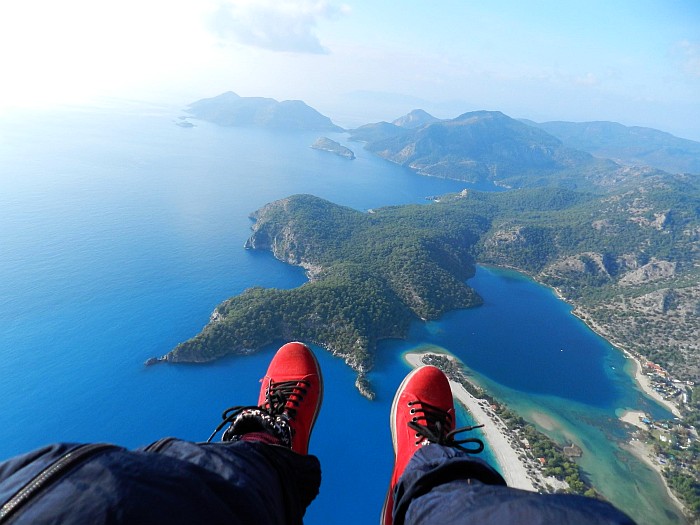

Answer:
[404,350,542,491]
[618,409,649,431]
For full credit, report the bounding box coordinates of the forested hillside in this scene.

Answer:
[166,174,700,393]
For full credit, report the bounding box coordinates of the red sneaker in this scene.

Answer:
[381,365,456,525]
[256,341,323,455]
[212,342,323,455]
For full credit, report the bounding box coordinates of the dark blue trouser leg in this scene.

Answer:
[143,439,321,525]
[0,439,320,525]
[393,445,635,525]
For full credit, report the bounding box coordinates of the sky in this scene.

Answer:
[0,0,699,139]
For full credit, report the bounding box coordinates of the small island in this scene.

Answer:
[311,137,355,159]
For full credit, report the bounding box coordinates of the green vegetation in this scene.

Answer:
[170,266,412,371]
[169,194,487,381]
[168,175,700,394]
[648,386,700,516]
[528,120,700,175]
[422,353,593,496]
[475,178,700,382]
[500,409,591,496]
[164,167,699,517]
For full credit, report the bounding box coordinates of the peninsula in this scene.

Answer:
[348,110,659,190]
[162,175,699,396]
[404,350,584,495]
[165,193,486,397]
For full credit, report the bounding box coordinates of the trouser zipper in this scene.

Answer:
[0,443,118,523]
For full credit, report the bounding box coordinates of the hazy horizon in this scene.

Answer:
[1,1,699,141]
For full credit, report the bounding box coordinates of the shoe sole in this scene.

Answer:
[381,366,425,525]
[306,344,324,446]
[390,366,424,453]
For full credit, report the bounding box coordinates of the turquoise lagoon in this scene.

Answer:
[0,102,685,524]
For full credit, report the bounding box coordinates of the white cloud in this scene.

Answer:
[209,0,349,54]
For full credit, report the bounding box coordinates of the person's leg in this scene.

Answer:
[140,340,325,523]
[0,342,323,525]
[0,440,319,525]
[395,446,635,525]
[382,365,636,525]
[381,365,488,525]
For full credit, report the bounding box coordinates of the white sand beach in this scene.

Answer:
[618,409,649,431]
[404,351,544,492]
[627,356,682,418]
[623,438,688,517]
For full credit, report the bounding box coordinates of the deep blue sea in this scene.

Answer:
[0,101,685,524]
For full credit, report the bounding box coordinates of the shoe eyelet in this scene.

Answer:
[409,408,415,414]
[412,417,417,422]
[415,433,420,438]
[407,401,413,406]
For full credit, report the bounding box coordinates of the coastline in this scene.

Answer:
[483,264,682,418]
[622,438,689,520]
[625,352,682,418]
[404,350,564,492]
[572,308,682,418]
[618,409,649,431]
[474,265,690,522]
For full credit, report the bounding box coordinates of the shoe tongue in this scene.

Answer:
[231,410,270,435]
[229,409,293,448]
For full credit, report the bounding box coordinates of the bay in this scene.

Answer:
[401,266,683,524]
[0,102,684,524]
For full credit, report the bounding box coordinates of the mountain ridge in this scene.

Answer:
[523,119,700,175]
[186,91,343,132]
[350,110,639,190]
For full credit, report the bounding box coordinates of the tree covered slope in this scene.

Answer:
[165,176,700,393]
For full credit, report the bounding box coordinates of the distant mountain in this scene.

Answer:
[392,109,441,129]
[187,92,342,132]
[524,120,700,175]
[347,121,410,143]
[350,110,637,190]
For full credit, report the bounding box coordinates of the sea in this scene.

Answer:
[0,100,686,524]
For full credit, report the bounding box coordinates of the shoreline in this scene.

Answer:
[404,348,691,521]
[404,350,563,492]
[624,351,682,417]
[472,265,689,521]
[618,409,649,431]
[622,438,689,520]
[573,309,682,418]
[483,264,682,418]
